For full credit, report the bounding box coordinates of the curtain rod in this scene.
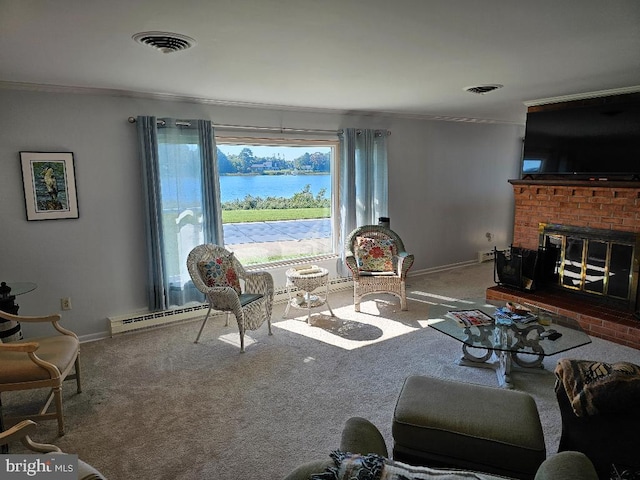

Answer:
[127,117,338,135]
[127,117,390,136]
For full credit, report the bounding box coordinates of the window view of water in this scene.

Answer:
[219,174,330,203]
[160,174,331,207]
[159,141,335,272]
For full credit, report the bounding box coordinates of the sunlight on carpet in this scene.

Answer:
[218,332,257,349]
[271,289,506,350]
[409,290,479,305]
[273,297,423,350]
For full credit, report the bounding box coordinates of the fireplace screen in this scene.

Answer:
[540,224,639,307]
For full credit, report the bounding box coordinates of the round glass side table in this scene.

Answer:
[0,281,37,342]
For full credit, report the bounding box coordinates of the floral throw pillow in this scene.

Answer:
[197,254,242,295]
[355,236,394,272]
[311,451,384,480]
[311,451,498,480]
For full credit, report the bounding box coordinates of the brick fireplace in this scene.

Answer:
[487,179,640,349]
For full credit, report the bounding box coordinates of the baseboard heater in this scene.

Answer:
[109,304,211,336]
[109,276,353,336]
[478,246,507,264]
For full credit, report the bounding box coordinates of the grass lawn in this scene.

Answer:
[222,208,329,223]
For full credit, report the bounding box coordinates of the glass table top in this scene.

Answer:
[427,297,592,357]
[0,282,37,298]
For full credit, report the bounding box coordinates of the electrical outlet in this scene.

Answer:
[61,297,72,310]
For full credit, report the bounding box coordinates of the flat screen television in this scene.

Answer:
[521,93,640,180]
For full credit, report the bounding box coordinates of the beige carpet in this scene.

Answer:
[4,261,640,479]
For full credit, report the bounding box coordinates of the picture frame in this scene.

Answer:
[20,151,79,221]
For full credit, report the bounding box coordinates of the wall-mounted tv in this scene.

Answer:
[522,93,640,180]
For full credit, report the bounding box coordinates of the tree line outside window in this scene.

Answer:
[218,147,330,174]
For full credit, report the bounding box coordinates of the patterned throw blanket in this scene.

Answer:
[311,451,504,480]
[555,358,640,417]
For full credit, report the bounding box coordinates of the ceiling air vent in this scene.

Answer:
[464,84,504,95]
[133,32,196,54]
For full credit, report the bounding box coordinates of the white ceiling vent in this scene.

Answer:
[464,84,504,95]
[133,32,196,54]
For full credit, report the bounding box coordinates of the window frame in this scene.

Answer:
[215,135,340,268]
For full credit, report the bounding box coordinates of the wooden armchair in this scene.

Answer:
[345,225,414,312]
[1,420,107,479]
[0,310,81,436]
[1,419,62,453]
[187,244,274,352]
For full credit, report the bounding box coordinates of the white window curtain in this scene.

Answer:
[136,116,223,311]
[337,128,389,275]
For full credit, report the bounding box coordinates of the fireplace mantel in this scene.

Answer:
[510,179,640,188]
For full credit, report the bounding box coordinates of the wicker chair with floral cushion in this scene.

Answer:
[187,244,274,352]
[345,225,414,312]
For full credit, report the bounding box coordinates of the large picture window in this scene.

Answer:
[150,125,338,308]
[138,118,385,312]
[216,138,338,266]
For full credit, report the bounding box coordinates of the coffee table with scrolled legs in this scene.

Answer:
[426,297,592,388]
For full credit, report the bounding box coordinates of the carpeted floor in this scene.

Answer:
[4,261,640,479]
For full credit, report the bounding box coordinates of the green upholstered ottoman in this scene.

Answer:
[392,375,546,480]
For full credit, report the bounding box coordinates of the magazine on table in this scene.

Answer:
[494,306,538,325]
[446,309,494,328]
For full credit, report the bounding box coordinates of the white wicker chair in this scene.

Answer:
[345,225,414,312]
[187,244,274,352]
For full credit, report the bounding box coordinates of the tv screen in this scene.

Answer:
[522,93,640,180]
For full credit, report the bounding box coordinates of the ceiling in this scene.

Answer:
[1,0,639,124]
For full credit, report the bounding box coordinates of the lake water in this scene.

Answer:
[161,174,331,206]
[219,174,330,203]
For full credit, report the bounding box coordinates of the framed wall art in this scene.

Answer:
[20,151,79,221]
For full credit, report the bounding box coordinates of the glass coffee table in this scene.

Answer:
[427,297,591,388]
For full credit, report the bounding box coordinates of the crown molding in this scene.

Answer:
[0,80,517,125]
[0,80,352,114]
[524,85,640,107]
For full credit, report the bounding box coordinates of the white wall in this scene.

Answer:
[388,118,523,268]
[0,87,523,340]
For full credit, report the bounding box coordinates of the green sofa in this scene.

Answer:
[282,417,598,480]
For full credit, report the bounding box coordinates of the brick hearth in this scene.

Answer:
[486,285,640,350]
[503,179,640,350]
